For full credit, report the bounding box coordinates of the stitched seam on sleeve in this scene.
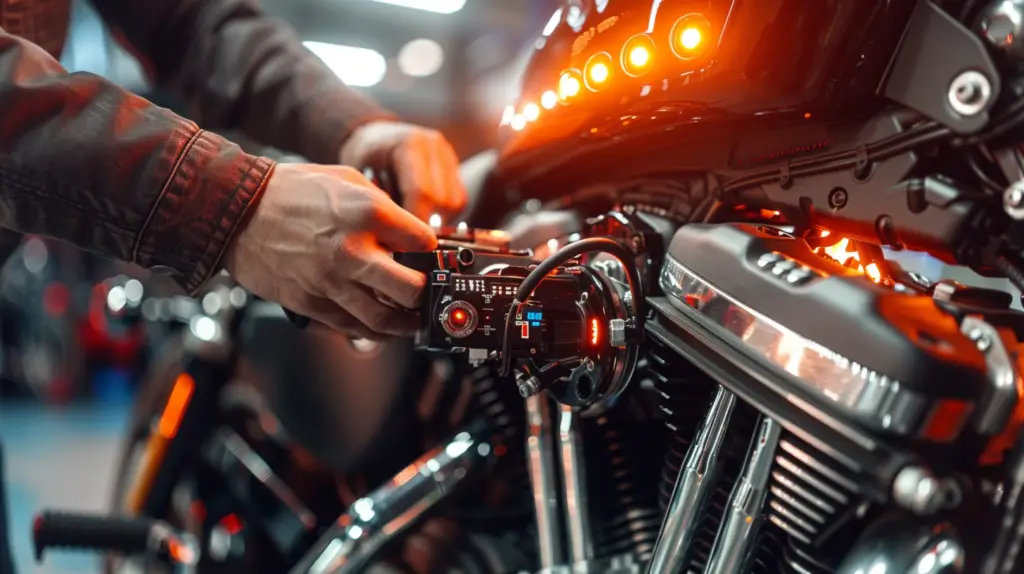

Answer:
[188,158,277,294]
[130,128,205,264]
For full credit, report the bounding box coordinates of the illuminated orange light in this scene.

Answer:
[630,47,649,67]
[168,540,196,565]
[523,103,540,122]
[590,318,600,346]
[671,14,712,60]
[510,114,527,131]
[541,90,558,109]
[815,234,884,284]
[622,34,655,77]
[585,52,614,91]
[158,373,195,439]
[558,70,583,102]
[865,263,882,283]
[680,27,702,51]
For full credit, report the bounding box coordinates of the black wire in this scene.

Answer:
[498,237,644,378]
[968,151,1006,193]
[997,254,1024,294]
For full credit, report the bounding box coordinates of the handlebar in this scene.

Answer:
[32,511,198,568]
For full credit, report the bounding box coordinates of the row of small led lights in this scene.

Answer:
[502,14,711,131]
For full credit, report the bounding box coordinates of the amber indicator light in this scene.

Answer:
[590,317,600,346]
[584,52,614,91]
[622,34,656,77]
[558,69,583,102]
[671,14,712,60]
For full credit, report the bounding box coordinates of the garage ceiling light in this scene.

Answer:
[366,0,466,14]
[304,41,387,88]
[398,39,445,77]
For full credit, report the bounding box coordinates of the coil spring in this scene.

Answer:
[584,410,664,563]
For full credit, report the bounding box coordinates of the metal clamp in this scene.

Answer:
[961,316,1019,435]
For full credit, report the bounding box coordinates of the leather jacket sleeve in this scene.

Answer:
[0,30,275,294]
[88,0,398,165]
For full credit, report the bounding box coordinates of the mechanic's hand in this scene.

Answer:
[223,163,436,339]
[340,121,466,222]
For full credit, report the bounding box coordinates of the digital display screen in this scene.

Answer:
[526,311,543,321]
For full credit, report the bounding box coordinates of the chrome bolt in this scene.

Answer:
[584,358,595,372]
[968,327,993,352]
[518,376,541,398]
[1005,181,1024,220]
[948,71,992,117]
[892,466,945,516]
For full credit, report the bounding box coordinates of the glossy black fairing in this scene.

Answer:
[496,0,918,187]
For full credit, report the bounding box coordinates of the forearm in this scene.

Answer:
[90,0,396,164]
[0,30,274,293]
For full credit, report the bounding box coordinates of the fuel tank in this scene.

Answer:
[496,0,919,187]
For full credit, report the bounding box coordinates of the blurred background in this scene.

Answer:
[0,0,556,571]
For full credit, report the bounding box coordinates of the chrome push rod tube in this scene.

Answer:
[290,421,494,574]
[704,416,781,574]
[647,386,736,574]
[527,395,565,570]
[559,404,593,566]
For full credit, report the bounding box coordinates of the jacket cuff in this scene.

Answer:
[133,129,276,295]
[299,87,398,164]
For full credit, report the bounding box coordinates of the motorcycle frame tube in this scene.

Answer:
[290,420,494,574]
[647,385,736,574]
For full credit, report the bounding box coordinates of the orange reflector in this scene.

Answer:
[158,373,195,439]
[125,372,196,514]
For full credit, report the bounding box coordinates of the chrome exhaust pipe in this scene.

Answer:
[647,386,737,574]
[526,395,565,570]
[289,421,494,574]
[704,416,781,574]
[559,404,594,567]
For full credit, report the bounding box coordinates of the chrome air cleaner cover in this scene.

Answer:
[655,223,1008,440]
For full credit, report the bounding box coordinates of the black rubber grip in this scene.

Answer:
[32,511,156,561]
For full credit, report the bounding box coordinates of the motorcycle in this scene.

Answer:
[31,0,1024,572]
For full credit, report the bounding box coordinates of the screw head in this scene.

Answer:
[948,71,992,117]
[828,187,848,209]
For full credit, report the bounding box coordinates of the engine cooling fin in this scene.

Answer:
[767,431,863,574]
[647,332,872,574]
[584,404,665,563]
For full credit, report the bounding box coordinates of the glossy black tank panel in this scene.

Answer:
[496,0,918,183]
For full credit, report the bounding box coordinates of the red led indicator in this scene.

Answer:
[451,309,468,327]
[590,318,600,346]
[521,322,530,339]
